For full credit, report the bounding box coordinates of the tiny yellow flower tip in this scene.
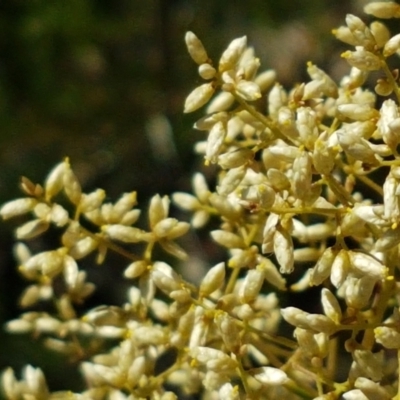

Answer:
[331,28,338,35]
[387,275,395,281]
[307,61,313,67]
[392,222,398,230]
[341,51,351,59]
[81,315,88,322]
[190,359,198,368]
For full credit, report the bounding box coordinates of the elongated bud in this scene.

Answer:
[341,49,381,71]
[274,225,294,274]
[184,83,215,113]
[321,288,342,323]
[217,165,246,196]
[0,198,37,220]
[185,32,209,65]
[211,230,245,249]
[252,367,289,386]
[45,160,67,200]
[219,36,247,72]
[200,262,225,297]
[310,247,337,286]
[103,225,151,243]
[375,326,400,349]
[383,33,400,57]
[364,2,400,19]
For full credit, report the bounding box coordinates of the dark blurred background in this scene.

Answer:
[0,0,365,395]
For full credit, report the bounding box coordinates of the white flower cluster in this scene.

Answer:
[4,1,400,399]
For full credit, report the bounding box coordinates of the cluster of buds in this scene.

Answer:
[4,1,400,399]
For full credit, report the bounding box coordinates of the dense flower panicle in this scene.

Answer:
[6,2,400,399]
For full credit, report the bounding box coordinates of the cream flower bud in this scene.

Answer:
[268,143,299,162]
[370,21,390,48]
[184,83,215,113]
[0,198,37,220]
[218,148,253,170]
[375,326,400,348]
[333,26,358,46]
[149,194,169,228]
[293,151,312,200]
[219,383,239,400]
[198,63,216,80]
[172,192,201,211]
[217,165,246,196]
[193,173,210,203]
[383,33,400,57]
[310,247,337,286]
[133,326,167,345]
[281,307,336,334]
[190,346,237,371]
[63,166,81,205]
[341,48,381,71]
[239,268,265,303]
[103,225,151,243]
[312,132,335,174]
[124,260,148,279]
[199,262,225,297]
[235,80,261,101]
[294,328,328,358]
[278,106,298,140]
[79,189,106,213]
[45,160,67,200]
[215,311,240,352]
[50,204,69,227]
[354,377,391,400]
[254,69,276,92]
[378,99,400,151]
[321,288,342,323]
[268,83,287,117]
[16,219,49,240]
[353,350,383,381]
[344,275,376,309]
[273,226,294,274]
[127,356,146,387]
[120,209,141,226]
[364,2,400,19]
[219,36,247,72]
[375,225,400,251]
[348,251,387,279]
[343,389,369,400]
[153,218,189,239]
[209,193,241,220]
[267,169,290,191]
[69,236,97,259]
[5,318,33,333]
[63,255,78,288]
[384,171,400,221]
[336,129,377,164]
[151,269,181,296]
[211,230,245,249]
[206,91,235,113]
[331,249,350,288]
[185,31,208,65]
[346,14,376,50]
[337,104,379,121]
[206,120,226,164]
[296,107,319,147]
[306,63,338,98]
[252,367,289,386]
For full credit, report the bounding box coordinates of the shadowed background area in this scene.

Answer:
[0,0,365,394]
